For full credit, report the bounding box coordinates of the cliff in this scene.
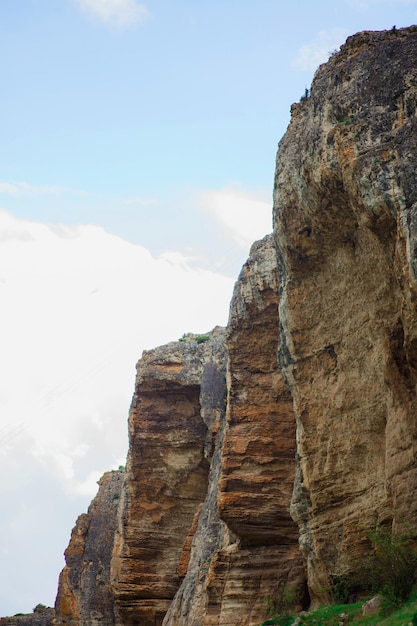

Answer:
[274,25,417,604]
[45,24,417,626]
[164,236,306,626]
[111,327,228,626]
[55,470,124,626]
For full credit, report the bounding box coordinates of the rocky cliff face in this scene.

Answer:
[111,328,228,626]
[163,236,306,626]
[273,26,417,604]
[55,470,124,626]
[50,25,417,626]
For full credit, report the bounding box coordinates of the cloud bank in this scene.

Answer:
[0,209,233,495]
[0,209,233,613]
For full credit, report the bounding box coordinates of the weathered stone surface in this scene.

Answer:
[273,26,417,603]
[203,543,305,626]
[0,608,54,626]
[55,470,123,626]
[219,235,299,547]
[162,415,232,626]
[362,595,382,616]
[164,237,306,626]
[111,329,227,626]
[214,235,305,624]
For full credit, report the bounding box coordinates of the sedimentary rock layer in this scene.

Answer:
[55,470,124,626]
[273,26,417,602]
[111,329,227,626]
[219,235,299,547]
[165,236,306,626]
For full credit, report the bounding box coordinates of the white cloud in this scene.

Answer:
[0,210,233,492]
[292,28,350,72]
[0,209,234,612]
[199,186,272,250]
[0,191,272,612]
[74,0,149,29]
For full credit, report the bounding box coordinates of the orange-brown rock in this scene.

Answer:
[164,237,306,626]
[111,329,227,626]
[273,26,417,603]
[55,470,124,626]
[219,235,299,547]
[162,411,232,626]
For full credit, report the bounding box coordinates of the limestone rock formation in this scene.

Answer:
[210,235,306,623]
[273,26,417,604]
[219,236,298,547]
[164,236,306,626]
[55,470,124,626]
[111,329,228,626]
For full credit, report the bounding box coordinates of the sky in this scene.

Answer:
[1,0,417,617]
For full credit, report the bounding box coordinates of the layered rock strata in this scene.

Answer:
[54,470,124,626]
[111,329,228,626]
[219,236,299,547]
[273,26,417,603]
[164,236,306,626]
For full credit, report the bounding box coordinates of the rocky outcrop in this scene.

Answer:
[55,470,124,626]
[164,236,306,626]
[219,236,298,547]
[111,329,228,626]
[162,396,231,626]
[211,235,306,622]
[0,608,54,626]
[273,26,417,604]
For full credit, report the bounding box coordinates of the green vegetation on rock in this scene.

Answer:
[261,593,417,626]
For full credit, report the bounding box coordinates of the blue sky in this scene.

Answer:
[1,0,417,616]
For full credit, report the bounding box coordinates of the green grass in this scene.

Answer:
[261,593,417,626]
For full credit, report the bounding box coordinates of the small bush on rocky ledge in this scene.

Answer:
[195,333,210,343]
[178,332,210,344]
